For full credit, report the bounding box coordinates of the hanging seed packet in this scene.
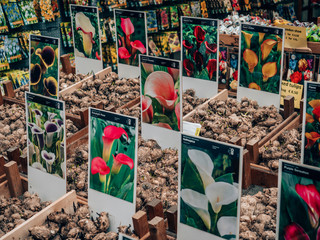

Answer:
[276,160,320,240]
[60,23,67,48]
[51,0,60,17]
[39,0,55,22]
[18,1,38,25]
[26,92,66,202]
[181,17,219,98]
[0,40,9,71]
[115,9,147,79]
[281,53,314,109]
[148,37,161,56]
[64,22,73,47]
[100,19,107,44]
[229,48,238,91]
[180,4,192,16]
[158,7,169,30]
[3,36,22,63]
[2,2,24,29]
[33,0,42,20]
[0,76,9,95]
[301,81,320,167]
[218,46,228,85]
[71,5,103,74]
[178,134,242,240]
[238,24,284,108]
[159,33,170,57]
[0,7,8,33]
[146,10,158,33]
[170,6,179,28]
[167,31,180,53]
[88,108,138,232]
[29,35,60,98]
[190,1,201,17]
[286,53,315,83]
[108,18,116,42]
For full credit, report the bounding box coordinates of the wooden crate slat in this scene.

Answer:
[0,191,78,240]
[59,67,112,97]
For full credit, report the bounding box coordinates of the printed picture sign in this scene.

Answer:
[238,24,284,108]
[70,5,103,75]
[29,35,60,98]
[181,17,219,98]
[140,55,181,131]
[277,160,320,239]
[115,9,147,79]
[88,108,138,232]
[26,92,66,201]
[178,134,243,240]
[301,81,320,167]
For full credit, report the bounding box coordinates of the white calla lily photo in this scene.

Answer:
[179,134,243,240]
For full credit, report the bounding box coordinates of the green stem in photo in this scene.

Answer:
[100,174,106,193]
[119,174,131,190]
[211,212,218,233]
[106,173,111,194]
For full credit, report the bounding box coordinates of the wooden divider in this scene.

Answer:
[0,191,78,240]
[133,199,177,240]
[249,114,301,187]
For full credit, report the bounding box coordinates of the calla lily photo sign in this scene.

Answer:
[140,55,181,132]
[70,5,103,75]
[276,160,320,240]
[29,35,60,99]
[181,17,219,98]
[301,81,320,168]
[115,9,147,79]
[26,92,66,201]
[237,24,284,108]
[88,108,138,231]
[178,134,243,240]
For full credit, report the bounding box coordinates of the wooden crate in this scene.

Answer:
[59,67,112,97]
[250,114,301,187]
[0,190,78,240]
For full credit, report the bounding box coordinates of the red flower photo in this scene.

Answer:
[182,19,218,81]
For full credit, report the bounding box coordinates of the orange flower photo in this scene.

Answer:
[239,24,283,94]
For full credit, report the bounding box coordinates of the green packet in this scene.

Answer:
[18,1,38,25]
[64,22,73,47]
[169,6,179,28]
[1,36,22,64]
[2,2,24,29]
[0,75,9,95]
[100,19,107,44]
[0,6,8,33]
[9,70,28,89]
[60,22,67,48]
[0,40,9,72]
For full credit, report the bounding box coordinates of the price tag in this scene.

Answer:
[277,24,308,49]
[280,80,303,109]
